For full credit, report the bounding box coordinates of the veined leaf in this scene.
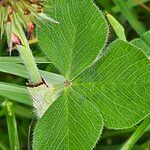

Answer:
[38,0,109,79]
[0,82,31,105]
[75,39,150,128]
[33,89,103,150]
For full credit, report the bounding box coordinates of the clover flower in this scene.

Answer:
[0,0,60,118]
[0,0,58,54]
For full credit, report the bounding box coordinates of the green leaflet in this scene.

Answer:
[75,39,150,128]
[33,89,103,150]
[37,0,109,79]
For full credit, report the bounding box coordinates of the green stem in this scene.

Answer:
[13,17,42,84]
[121,117,150,150]
[17,42,42,84]
[2,101,20,150]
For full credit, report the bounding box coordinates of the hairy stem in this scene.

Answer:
[17,41,42,84]
[12,15,42,84]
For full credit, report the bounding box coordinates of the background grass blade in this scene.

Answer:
[0,63,66,84]
[0,63,28,78]
[2,101,20,150]
[112,0,149,13]
[0,82,32,105]
[121,117,150,150]
[13,104,33,119]
[0,57,50,63]
[0,142,8,150]
[113,0,146,36]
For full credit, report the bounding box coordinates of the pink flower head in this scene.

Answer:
[11,33,22,45]
[28,22,35,34]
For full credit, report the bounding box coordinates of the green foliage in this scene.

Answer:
[32,0,150,149]
[75,39,150,128]
[34,39,150,149]
[0,0,150,149]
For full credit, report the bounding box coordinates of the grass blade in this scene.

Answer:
[2,101,20,150]
[113,0,146,36]
[121,117,150,150]
[112,0,149,13]
[0,82,32,106]
[0,57,50,64]
[0,142,8,150]
[0,63,28,78]
[0,63,66,84]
